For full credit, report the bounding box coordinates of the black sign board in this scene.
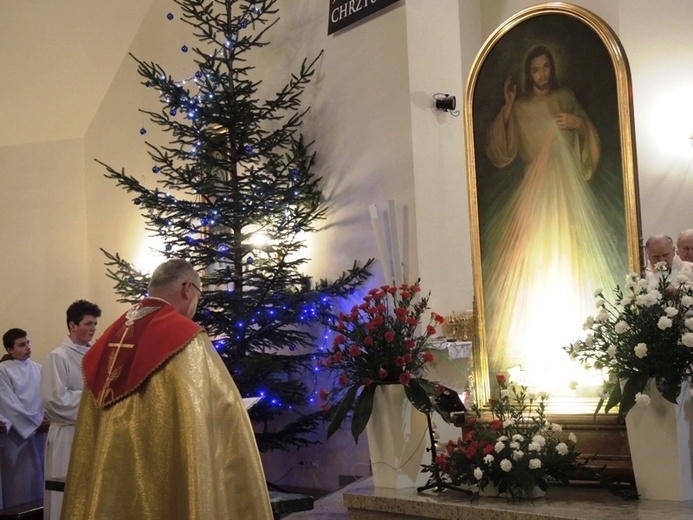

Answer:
[328,0,401,35]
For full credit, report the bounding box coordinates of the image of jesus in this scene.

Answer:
[481,44,625,396]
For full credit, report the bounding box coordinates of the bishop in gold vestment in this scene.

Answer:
[61,259,273,520]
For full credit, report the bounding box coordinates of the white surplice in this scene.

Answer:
[0,357,45,508]
[40,337,89,520]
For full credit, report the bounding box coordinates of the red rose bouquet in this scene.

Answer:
[317,280,445,442]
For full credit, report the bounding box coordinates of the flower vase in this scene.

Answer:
[625,379,693,501]
[365,384,428,489]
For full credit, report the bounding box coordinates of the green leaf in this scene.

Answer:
[618,374,648,421]
[351,384,376,442]
[326,386,358,439]
[604,384,621,414]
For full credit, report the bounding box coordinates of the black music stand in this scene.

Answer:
[417,387,470,494]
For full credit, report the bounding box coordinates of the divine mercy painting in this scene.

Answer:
[465,4,641,406]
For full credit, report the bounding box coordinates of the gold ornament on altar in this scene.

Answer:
[445,311,474,341]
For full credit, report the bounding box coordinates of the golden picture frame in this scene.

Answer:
[464,3,642,409]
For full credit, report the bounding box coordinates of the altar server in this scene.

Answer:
[0,328,48,507]
[41,300,101,520]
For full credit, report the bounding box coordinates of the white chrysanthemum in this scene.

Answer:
[483,454,494,465]
[686,318,693,330]
[614,321,629,334]
[474,467,483,480]
[606,344,617,358]
[494,441,505,453]
[529,458,542,470]
[682,333,693,348]
[500,459,513,472]
[593,287,604,297]
[635,392,651,407]
[658,316,673,330]
[677,273,691,284]
[584,334,594,347]
[532,435,546,447]
[537,391,549,400]
[621,295,633,306]
[569,381,578,391]
[595,298,605,308]
[634,343,648,358]
[528,441,541,452]
[551,423,563,433]
[497,435,508,442]
[500,389,509,398]
[509,441,520,450]
[512,450,524,461]
[568,432,577,443]
[555,442,569,455]
[654,261,668,272]
[665,306,679,317]
[503,418,515,428]
[682,296,693,307]
[595,309,609,322]
[511,434,524,443]
[598,390,607,399]
[583,316,595,330]
[636,278,649,291]
[527,392,537,400]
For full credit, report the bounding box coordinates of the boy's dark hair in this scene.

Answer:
[2,328,28,351]
[66,300,102,330]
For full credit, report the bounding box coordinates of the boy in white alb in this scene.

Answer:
[0,328,49,507]
[41,300,101,520]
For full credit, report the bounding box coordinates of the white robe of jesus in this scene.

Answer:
[0,357,45,508]
[40,337,89,520]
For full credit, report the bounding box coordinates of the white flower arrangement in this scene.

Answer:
[566,267,693,419]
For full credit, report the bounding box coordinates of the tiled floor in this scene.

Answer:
[285,477,693,519]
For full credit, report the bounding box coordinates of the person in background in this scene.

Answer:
[0,328,49,508]
[61,258,273,520]
[40,300,102,520]
[676,229,693,263]
[645,234,693,288]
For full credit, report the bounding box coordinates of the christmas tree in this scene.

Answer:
[98,0,372,453]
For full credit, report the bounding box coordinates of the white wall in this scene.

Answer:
[0,139,89,358]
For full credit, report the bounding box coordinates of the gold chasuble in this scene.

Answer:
[61,299,273,520]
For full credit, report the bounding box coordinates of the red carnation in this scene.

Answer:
[465,441,479,459]
[496,373,506,384]
[349,346,361,357]
[333,352,343,362]
[399,372,412,385]
[338,374,349,387]
[482,443,495,455]
[432,312,445,324]
[490,420,503,430]
[466,416,477,426]
[423,352,434,362]
[403,353,413,364]
[396,356,405,367]
[406,317,418,326]
[404,339,415,349]
[378,368,388,379]
[319,389,328,401]
[426,325,436,336]
[334,334,346,345]
[363,336,373,346]
[320,403,330,411]
[363,377,373,387]
[395,307,408,316]
[384,331,395,342]
[387,286,397,294]
[464,429,476,442]
[436,384,446,395]
[400,291,412,299]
